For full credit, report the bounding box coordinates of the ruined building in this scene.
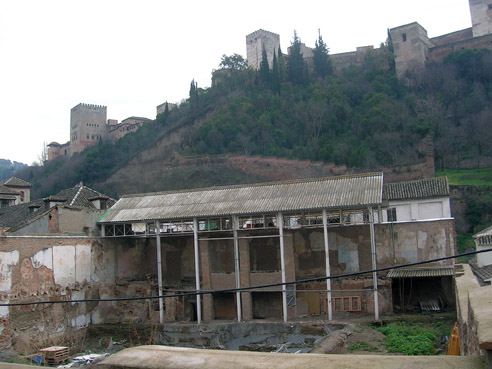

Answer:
[246,0,492,78]
[47,103,151,161]
[0,174,457,351]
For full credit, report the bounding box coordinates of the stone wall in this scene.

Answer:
[428,33,492,63]
[454,264,492,364]
[470,0,492,37]
[70,103,108,155]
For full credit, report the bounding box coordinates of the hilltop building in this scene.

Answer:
[47,103,151,161]
[246,0,492,78]
[246,29,281,70]
[156,101,177,116]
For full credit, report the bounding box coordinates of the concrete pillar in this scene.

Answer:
[322,209,332,321]
[283,231,296,320]
[239,238,253,321]
[369,207,379,320]
[233,216,242,322]
[155,220,163,324]
[277,212,288,322]
[199,238,213,322]
[193,218,202,324]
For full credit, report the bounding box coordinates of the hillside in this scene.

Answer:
[0,159,27,182]
[15,47,492,235]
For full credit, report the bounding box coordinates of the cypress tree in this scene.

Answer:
[259,44,270,85]
[271,50,281,94]
[189,79,198,110]
[277,46,286,83]
[313,29,333,79]
[287,30,305,85]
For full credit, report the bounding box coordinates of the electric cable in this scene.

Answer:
[0,248,489,307]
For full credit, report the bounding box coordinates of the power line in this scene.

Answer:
[0,249,489,307]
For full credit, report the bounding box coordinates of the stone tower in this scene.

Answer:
[246,29,280,70]
[389,22,432,78]
[70,103,107,155]
[469,0,492,37]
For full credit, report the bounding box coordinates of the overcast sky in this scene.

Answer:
[0,0,472,165]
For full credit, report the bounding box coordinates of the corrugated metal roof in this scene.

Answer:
[99,173,383,224]
[383,177,449,201]
[387,267,454,278]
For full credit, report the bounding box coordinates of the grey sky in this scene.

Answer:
[0,0,472,164]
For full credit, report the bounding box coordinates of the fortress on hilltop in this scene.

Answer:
[47,103,151,161]
[47,1,492,162]
[246,0,492,78]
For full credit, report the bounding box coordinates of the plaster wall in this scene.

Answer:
[0,236,159,352]
[383,197,451,222]
[476,243,492,267]
[58,208,105,235]
[15,213,50,234]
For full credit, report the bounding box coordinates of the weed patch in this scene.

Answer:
[348,341,380,352]
[376,322,437,355]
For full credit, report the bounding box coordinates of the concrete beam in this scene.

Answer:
[98,345,486,369]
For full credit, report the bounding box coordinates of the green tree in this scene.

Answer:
[277,46,286,83]
[189,79,199,110]
[219,54,248,70]
[313,29,333,79]
[287,30,305,85]
[271,51,281,94]
[259,45,270,85]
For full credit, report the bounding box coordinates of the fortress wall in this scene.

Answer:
[428,32,492,63]
[430,28,473,46]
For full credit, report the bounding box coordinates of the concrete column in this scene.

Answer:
[283,231,296,320]
[322,209,332,321]
[193,218,202,324]
[239,238,253,321]
[233,215,242,322]
[277,212,288,322]
[101,224,106,237]
[155,220,163,324]
[368,207,379,320]
[199,238,213,322]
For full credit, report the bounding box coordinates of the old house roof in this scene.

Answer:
[0,184,115,232]
[383,177,449,201]
[0,184,20,196]
[99,173,384,224]
[2,177,31,188]
[472,264,492,285]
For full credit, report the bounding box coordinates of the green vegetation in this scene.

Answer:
[436,167,492,187]
[348,341,380,352]
[16,35,492,203]
[457,233,476,262]
[376,322,437,355]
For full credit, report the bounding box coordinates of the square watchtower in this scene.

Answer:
[70,103,107,154]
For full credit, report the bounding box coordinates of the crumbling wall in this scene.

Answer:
[454,264,492,360]
[0,236,159,353]
[375,219,456,267]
